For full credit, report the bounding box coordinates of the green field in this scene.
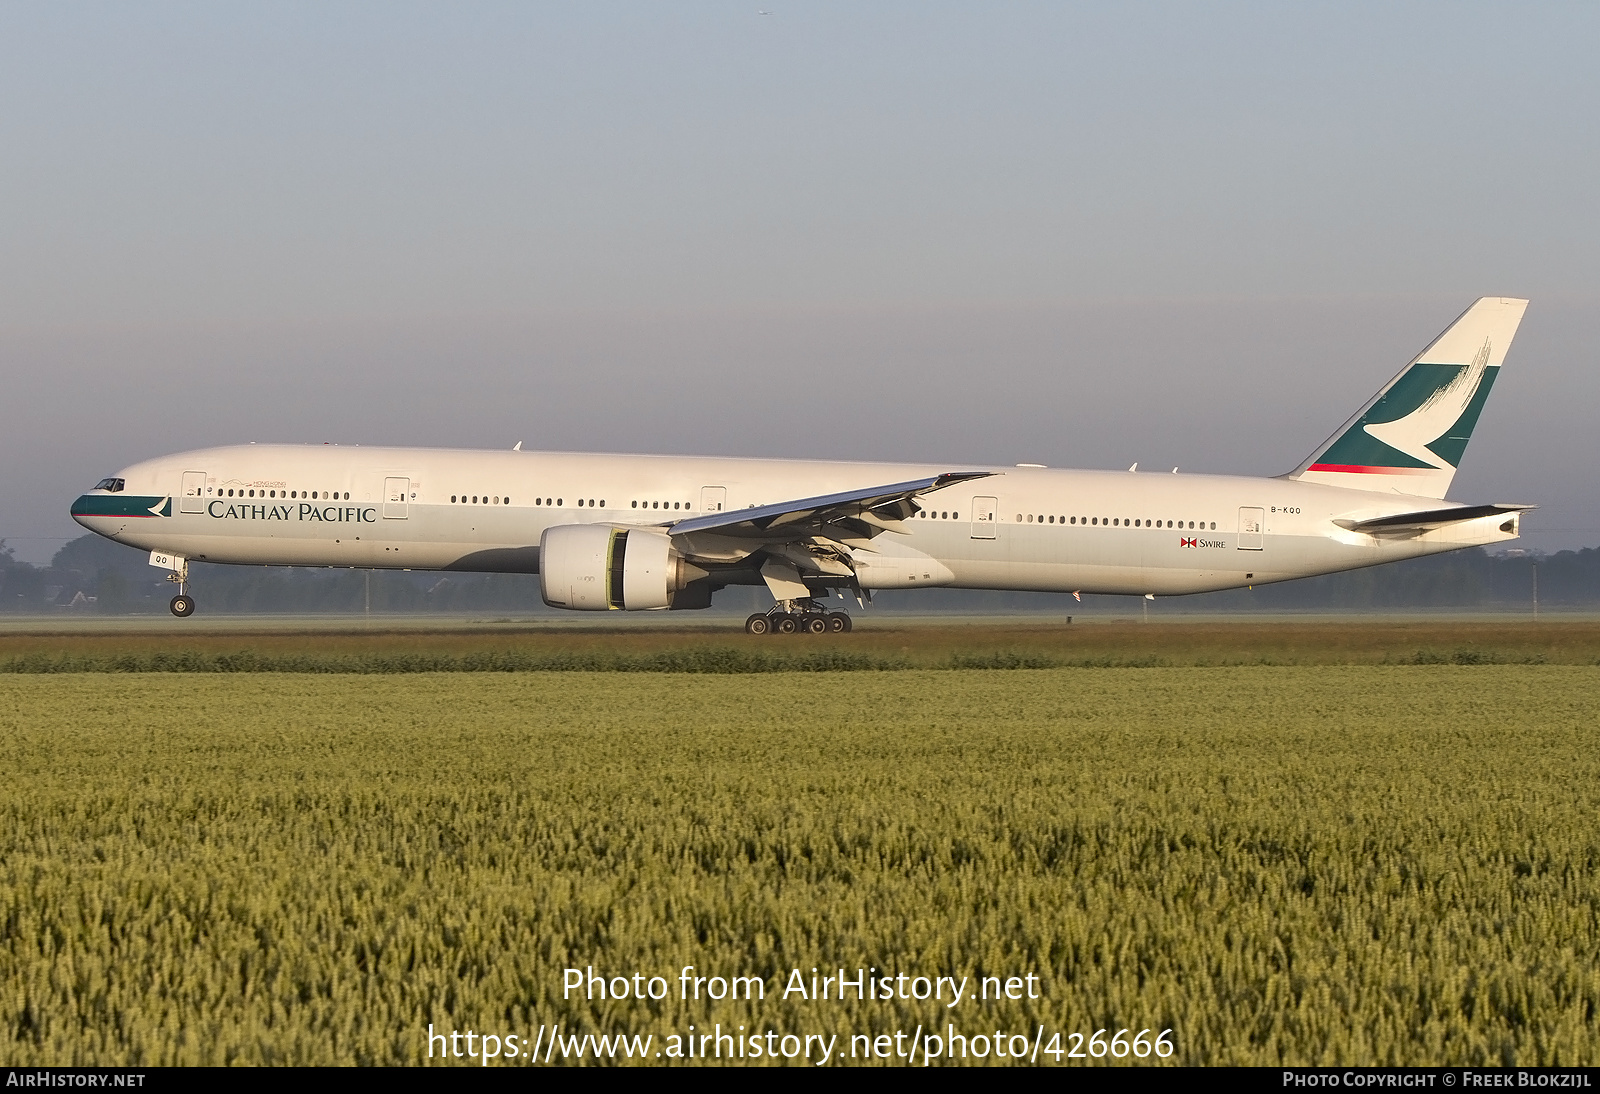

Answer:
[3,618,1600,671]
[3,664,1597,1066]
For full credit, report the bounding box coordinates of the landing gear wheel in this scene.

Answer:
[169,594,195,618]
[803,615,829,635]
[745,614,772,635]
[826,612,851,633]
[774,615,798,635]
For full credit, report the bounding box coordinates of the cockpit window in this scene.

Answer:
[94,478,125,493]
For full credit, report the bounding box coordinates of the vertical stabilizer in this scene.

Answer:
[1289,297,1527,498]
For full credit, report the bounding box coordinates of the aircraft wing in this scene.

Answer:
[663,471,994,598]
[1335,503,1535,535]
[669,471,993,541]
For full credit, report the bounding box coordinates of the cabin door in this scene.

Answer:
[1238,507,1265,550]
[179,471,207,514]
[699,486,727,514]
[384,477,410,519]
[971,496,998,539]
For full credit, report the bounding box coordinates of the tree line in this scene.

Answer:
[0,534,1589,615]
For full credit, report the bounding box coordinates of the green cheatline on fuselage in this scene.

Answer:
[71,494,172,518]
[1311,362,1498,471]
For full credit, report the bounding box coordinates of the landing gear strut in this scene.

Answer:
[165,557,195,617]
[745,599,852,636]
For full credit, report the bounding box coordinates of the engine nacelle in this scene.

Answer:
[539,525,706,610]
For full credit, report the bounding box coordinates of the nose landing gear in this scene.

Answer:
[163,555,196,617]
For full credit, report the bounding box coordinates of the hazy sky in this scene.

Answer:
[3,2,1596,564]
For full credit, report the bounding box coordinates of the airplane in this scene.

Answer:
[71,297,1532,633]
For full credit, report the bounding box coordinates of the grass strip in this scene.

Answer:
[0,646,1565,672]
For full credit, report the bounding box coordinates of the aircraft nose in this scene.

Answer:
[70,494,95,528]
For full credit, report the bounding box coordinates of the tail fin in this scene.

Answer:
[1288,297,1528,499]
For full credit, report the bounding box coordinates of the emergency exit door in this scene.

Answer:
[699,486,727,513]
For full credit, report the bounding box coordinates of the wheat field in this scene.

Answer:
[2,667,1597,1065]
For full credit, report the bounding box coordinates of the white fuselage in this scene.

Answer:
[72,443,1521,600]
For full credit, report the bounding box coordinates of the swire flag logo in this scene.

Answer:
[1180,537,1198,548]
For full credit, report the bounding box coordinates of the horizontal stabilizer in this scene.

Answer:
[1334,503,1535,534]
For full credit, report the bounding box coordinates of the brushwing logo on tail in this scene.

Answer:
[1309,339,1499,475]
[1359,337,1494,471]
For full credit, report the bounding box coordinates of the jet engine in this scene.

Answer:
[539,524,708,610]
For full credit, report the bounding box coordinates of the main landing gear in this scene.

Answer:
[166,557,196,617]
[745,600,852,636]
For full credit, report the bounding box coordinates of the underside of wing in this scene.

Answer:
[664,471,993,601]
[670,471,992,540]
